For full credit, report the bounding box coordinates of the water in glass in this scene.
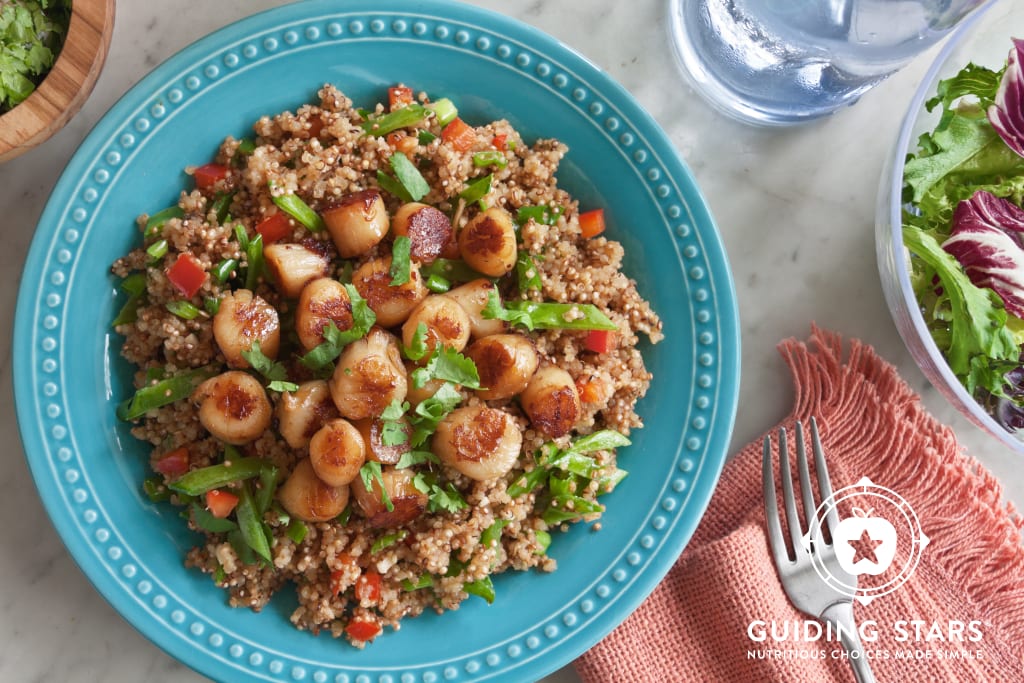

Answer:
[669,0,989,126]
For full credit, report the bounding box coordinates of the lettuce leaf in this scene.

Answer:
[902,226,1018,396]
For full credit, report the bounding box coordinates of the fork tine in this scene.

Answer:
[777,427,803,552]
[762,435,790,565]
[794,421,818,537]
[810,417,840,534]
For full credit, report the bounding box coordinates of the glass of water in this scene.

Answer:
[669,0,992,126]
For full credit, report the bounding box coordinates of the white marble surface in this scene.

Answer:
[1,1,1021,682]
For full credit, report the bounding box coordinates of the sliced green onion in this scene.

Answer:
[228,528,256,566]
[417,130,437,145]
[234,223,250,250]
[360,102,428,136]
[145,206,184,238]
[427,98,458,126]
[534,529,551,555]
[236,483,272,562]
[254,465,280,515]
[516,251,542,292]
[143,476,171,503]
[237,138,256,155]
[472,151,507,169]
[212,192,235,223]
[425,274,450,293]
[508,466,548,498]
[121,272,147,296]
[463,576,495,604]
[459,174,492,204]
[371,530,408,554]
[286,519,308,544]
[113,273,148,327]
[390,235,412,286]
[245,234,264,290]
[389,153,430,202]
[420,258,487,285]
[481,520,508,549]
[166,300,201,320]
[190,502,238,533]
[213,258,237,284]
[168,457,268,496]
[146,239,169,262]
[482,288,617,331]
[271,191,325,232]
[203,296,221,315]
[116,369,209,421]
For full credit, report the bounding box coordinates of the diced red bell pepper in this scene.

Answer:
[388,86,414,110]
[192,163,229,191]
[441,117,476,153]
[330,569,345,596]
[492,133,507,150]
[579,208,606,239]
[255,212,292,244]
[206,489,239,518]
[584,329,616,354]
[152,447,190,477]
[354,570,382,603]
[166,253,207,298]
[345,619,382,641]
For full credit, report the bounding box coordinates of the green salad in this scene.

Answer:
[902,37,1024,432]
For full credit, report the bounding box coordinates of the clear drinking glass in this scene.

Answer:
[668,0,993,126]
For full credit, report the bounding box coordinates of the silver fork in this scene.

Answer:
[762,418,876,683]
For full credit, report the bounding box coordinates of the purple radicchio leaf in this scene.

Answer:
[942,190,1024,317]
[996,366,1024,432]
[988,38,1024,157]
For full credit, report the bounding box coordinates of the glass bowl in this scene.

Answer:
[876,0,1024,454]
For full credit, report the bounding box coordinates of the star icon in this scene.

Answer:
[848,528,884,564]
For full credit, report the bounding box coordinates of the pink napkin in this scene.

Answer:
[575,328,1024,682]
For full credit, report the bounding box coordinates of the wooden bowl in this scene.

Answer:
[0,0,115,162]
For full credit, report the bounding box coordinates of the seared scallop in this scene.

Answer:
[193,371,273,445]
[433,405,522,481]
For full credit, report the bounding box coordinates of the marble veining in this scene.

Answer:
[0,1,1020,682]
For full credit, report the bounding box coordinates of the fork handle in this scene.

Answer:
[820,602,876,683]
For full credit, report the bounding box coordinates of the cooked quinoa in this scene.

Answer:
[111,84,662,646]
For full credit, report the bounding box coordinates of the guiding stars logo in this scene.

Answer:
[804,477,929,604]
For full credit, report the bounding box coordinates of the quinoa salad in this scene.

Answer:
[110,84,663,646]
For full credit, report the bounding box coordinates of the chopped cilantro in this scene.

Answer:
[241,341,297,392]
[0,0,70,112]
[299,285,376,371]
[359,461,394,512]
[389,235,412,286]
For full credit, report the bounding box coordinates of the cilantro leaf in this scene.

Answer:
[411,346,482,390]
[298,284,376,370]
[403,322,430,361]
[380,399,411,447]
[413,472,468,514]
[408,381,463,447]
[241,341,296,392]
[359,461,394,512]
[390,235,412,286]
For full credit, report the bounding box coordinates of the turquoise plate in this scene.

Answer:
[13,1,739,681]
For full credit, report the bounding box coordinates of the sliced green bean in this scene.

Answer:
[236,483,272,562]
[271,191,325,232]
[168,457,268,496]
